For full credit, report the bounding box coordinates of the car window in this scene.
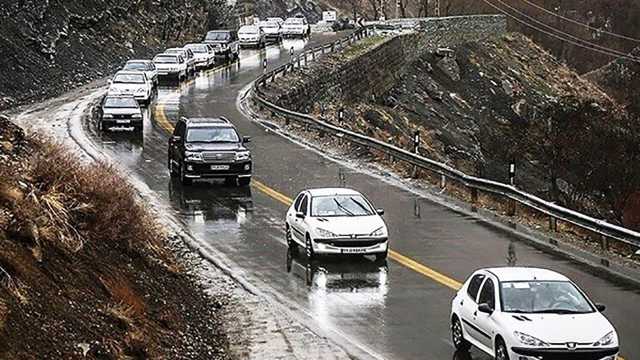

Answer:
[103,97,138,108]
[478,278,495,309]
[174,121,186,137]
[113,74,145,84]
[467,274,485,302]
[206,31,231,41]
[186,127,239,143]
[311,195,374,217]
[124,62,146,71]
[293,193,304,211]
[501,281,594,314]
[300,195,309,215]
[153,55,178,64]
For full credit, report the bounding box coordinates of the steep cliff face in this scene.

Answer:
[0,0,216,110]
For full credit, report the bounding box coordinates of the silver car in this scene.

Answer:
[184,43,215,69]
[164,48,196,75]
[99,95,143,131]
[122,60,158,87]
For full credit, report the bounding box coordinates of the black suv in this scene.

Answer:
[203,30,239,62]
[168,117,252,186]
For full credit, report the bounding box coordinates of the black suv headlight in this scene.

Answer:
[185,151,203,162]
[235,151,251,161]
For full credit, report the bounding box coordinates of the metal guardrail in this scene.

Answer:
[250,27,640,252]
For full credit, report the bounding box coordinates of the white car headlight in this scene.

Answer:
[316,228,337,238]
[132,113,142,118]
[514,332,550,347]
[235,151,251,161]
[593,331,616,347]
[370,226,385,237]
[185,151,203,162]
[102,114,113,119]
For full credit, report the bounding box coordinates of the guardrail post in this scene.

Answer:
[331,43,335,52]
[600,235,609,251]
[471,188,478,212]
[304,53,308,67]
[507,198,517,216]
[297,56,301,68]
[440,175,446,190]
[312,51,316,61]
[549,216,557,232]
[412,131,420,177]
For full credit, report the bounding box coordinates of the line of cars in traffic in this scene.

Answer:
[96,16,621,360]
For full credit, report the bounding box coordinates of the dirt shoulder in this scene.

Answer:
[0,115,229,359]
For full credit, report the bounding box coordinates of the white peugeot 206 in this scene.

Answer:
[451,267,619,360]
[285,188,388,261]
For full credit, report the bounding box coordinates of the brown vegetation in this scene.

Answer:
[0,116,228,359]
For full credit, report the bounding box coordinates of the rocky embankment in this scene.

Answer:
[261,27,640,229]
[0,116,229,359]
[0,0,215,111]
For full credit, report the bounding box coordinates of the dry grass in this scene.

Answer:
[101,275,146,323]
[1,137,169,262]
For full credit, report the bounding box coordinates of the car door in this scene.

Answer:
[170,120,186,163]
[291,194,309,244]
[459,273,486,347]
[474,277,498,351]
[287,193,305,244]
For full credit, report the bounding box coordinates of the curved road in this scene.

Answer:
[85,33,639,359]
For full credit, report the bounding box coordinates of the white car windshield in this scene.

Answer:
[239,27,259,35]
[165,49,184,55]
[259,22,279,28]
[186,45,207,53]
[285,18,304,25]
[124,62,147,71]
[104,97,138,108]
[113,74,145,84]
[311,195,374,217]
[501,281,594,314]
[153,56,178,64]
[186,127,239,143]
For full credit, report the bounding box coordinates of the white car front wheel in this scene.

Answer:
[495,339,509,360]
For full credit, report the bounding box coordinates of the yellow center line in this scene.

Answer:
[151,52,627,360]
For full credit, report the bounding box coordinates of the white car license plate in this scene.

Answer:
[211,165,230,170]
[341,248,367,254]
[116,119,130,124]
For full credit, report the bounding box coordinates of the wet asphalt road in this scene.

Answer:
[86,34,640,359]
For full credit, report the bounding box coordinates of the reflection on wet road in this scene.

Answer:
[84,33,639,360]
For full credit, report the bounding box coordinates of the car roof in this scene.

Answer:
[126,59,152,63]
[166,48,185,52]
[306,188,363,197]
[208,30,232,33]
[104,94,137,99]
[482,267,570,282]
[182,117,233,127]
[155,53,178,58]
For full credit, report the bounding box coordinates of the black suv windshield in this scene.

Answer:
[186,127,239,143]
[206,32,230,41]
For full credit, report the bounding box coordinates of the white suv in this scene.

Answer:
[285,188,388,261]
[451,267,619,360]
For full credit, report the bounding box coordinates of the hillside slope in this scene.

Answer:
[0,0,217,110]
[0,116,229,359]
[263,31,640,228]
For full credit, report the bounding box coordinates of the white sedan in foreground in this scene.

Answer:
[285,188,388,261]
[451,267,619,360]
